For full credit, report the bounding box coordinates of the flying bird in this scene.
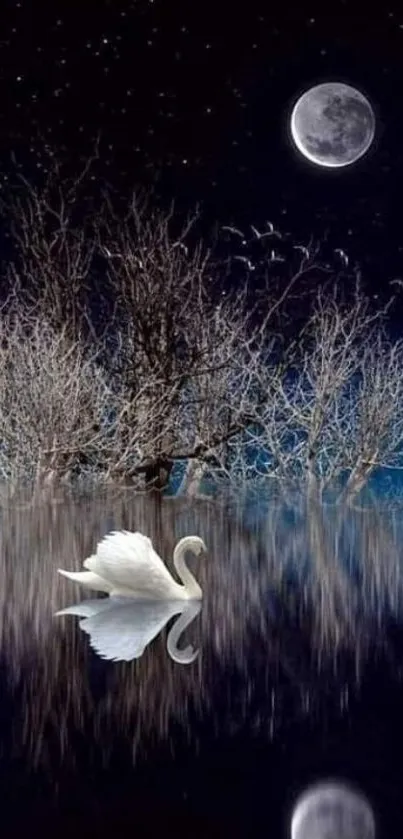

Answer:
[269,250,285,263]
[334,248,349,267]
[234,255,255,270]
[250,224,280,241]
[262,221,283,239]
[293,245,310,259]
[222,225,245,239]
[265,221,277,234]
[173,241,188,255]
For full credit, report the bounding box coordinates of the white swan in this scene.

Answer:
[56,598,201,663]
[58,531,206,599]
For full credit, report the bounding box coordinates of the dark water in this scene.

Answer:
[0,491,402,838]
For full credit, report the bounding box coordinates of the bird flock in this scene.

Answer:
[221,222,352,274]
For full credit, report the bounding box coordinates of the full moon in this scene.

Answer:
[290,781,376,839]
[290,82,376,168]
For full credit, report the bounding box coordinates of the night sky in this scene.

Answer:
[1,0,403,307]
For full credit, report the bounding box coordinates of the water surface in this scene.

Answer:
[0,491,402,838]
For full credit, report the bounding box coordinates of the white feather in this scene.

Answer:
[58,530,206,600]
[56,597,201,663]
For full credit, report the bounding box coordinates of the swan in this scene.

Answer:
[58,531,206,599]
[56,598,201,663]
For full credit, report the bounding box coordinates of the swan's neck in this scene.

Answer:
[167,602,201,663]
[173,538,202,598]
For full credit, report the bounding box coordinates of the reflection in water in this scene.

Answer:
[0,492,401,833]
[291,780,376,839]
[56,598,201,663]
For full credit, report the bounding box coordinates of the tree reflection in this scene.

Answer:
[0,490,401,776]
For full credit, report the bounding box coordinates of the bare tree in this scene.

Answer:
[170,242,344,499]
[173,286,264,496]
[92,191,307,493]
[0,309,156,498]
[91,191,215,490]
[0,308,113,498]
[335,329,403,506]
[206,278,400,507]
[0,145,102,342]
[0,150,351,498]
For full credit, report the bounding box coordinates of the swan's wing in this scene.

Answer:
[83,553,98,570]
[58,569,114,593]
[78,600,183,661]
[55,598,113,618]
[85,531,182,598]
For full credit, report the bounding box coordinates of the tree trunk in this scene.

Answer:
[336,463,374,507]
[143,458,173,492]
[176,457,208,497]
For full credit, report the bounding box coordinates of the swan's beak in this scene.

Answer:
[199,540,208,555]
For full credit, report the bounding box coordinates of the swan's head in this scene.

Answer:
[180,536,207,556]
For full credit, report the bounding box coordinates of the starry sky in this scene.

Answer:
[1,0,403,314]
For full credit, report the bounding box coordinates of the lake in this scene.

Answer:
[0,488,402,838]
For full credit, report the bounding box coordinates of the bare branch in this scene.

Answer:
[203,277,399,506]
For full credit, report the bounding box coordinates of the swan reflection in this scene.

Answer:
[56,598,201,664]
